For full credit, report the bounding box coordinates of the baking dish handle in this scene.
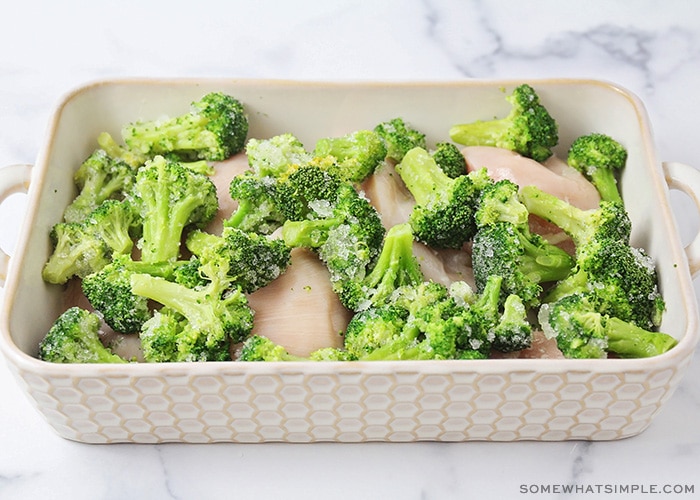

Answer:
[664,161,700,279]
[0,164,33,288]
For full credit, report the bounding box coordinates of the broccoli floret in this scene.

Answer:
[42,220,112,285]
[122,92,249,161]
[185,227,291,294]
[357,281,465,361]
[519,185,631,249]
[38,307,127,363]
[373,117,427,163]
[449,83,559,162]
[131,273,254,362]
[224,171,286,234]
[539,293,676,359]
[131,155,218,264]
[83,199,137,256]
[395,147,492,248]
[63,149,136,223]
[313,129,387,183]
[453,274,503,356]
[245,133,312,178]
[471,179,575,307]
[492,294,532,352]
[81,254,189,334]
[237,334,307,362]
[97,132,147,168]
[567,133,628,203]
[338,222,424,311]
[139,309,184,363]
[344,304,409,359]
[280,175,385,300]
[274,164,344,222]
[431,142,467,179]
[519,185,664,329]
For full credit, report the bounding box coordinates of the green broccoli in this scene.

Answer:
[471,179,575,307]
[313,129,387,183]
[81,254,190,334]
[395,146,493,249]
[224,171,286,234]
[122,92,249,161]
[431,142,467,179]
[245,133,312,178]
[519,185,664,329]
[337,222,424,312]
[38,307,127,363]
[97,132,147,168]
[567,133,628,203]
[131,272,254,362]
[185,227,291,294]
[82,199,137,256]
[131,155,218,264]
[453,274,503,357]
[343,304,408,359]
[539,293,676,359]
[373,117,427,163]
[42,198,136,285]
[237,335,354,362]
[279,170,385,303]
[63,149,136,223]
[491,294,532,352]
[449,84,559,162]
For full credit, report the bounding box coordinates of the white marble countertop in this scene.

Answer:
[1,1,699,499]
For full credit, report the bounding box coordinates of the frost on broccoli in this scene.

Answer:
[373,117,427,163]
[396,146,493,249]
[449,84,558,162]
[313,129,387,183]
[519,185,664,329]
[539,293,676,359]
[38,307,127,364]
[42,199,137,285]
[122,92,249,161]
[471,179,575,307]
[63,149,137,223]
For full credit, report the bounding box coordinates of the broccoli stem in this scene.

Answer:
[281,218,343,248]
[605,317,677,358]
[588,168,622,204]
[395,147,453,206]
[518,234,575,283]
[362,223,423,305]
[518,185,590,245]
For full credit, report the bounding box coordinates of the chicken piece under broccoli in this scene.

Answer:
[122,92,249,162]
[395,146,493,249]
[449,84,558,162]
[373,117,427,163]
[539,293,676,359]
[313,129,387,183]
[63,149,136,223]
[39,307,127,364]
[471,179,575,307]
[131,155,218,264]
[567,132,628,204]
[519,185,664,329]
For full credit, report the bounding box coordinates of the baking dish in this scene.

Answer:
[1,78,699,443]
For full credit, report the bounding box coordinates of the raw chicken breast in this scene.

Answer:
[246,247,350,357]
[361,160,414,229]
[462,146,600,210]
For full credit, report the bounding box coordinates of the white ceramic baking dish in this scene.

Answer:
[1,78,699,443]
